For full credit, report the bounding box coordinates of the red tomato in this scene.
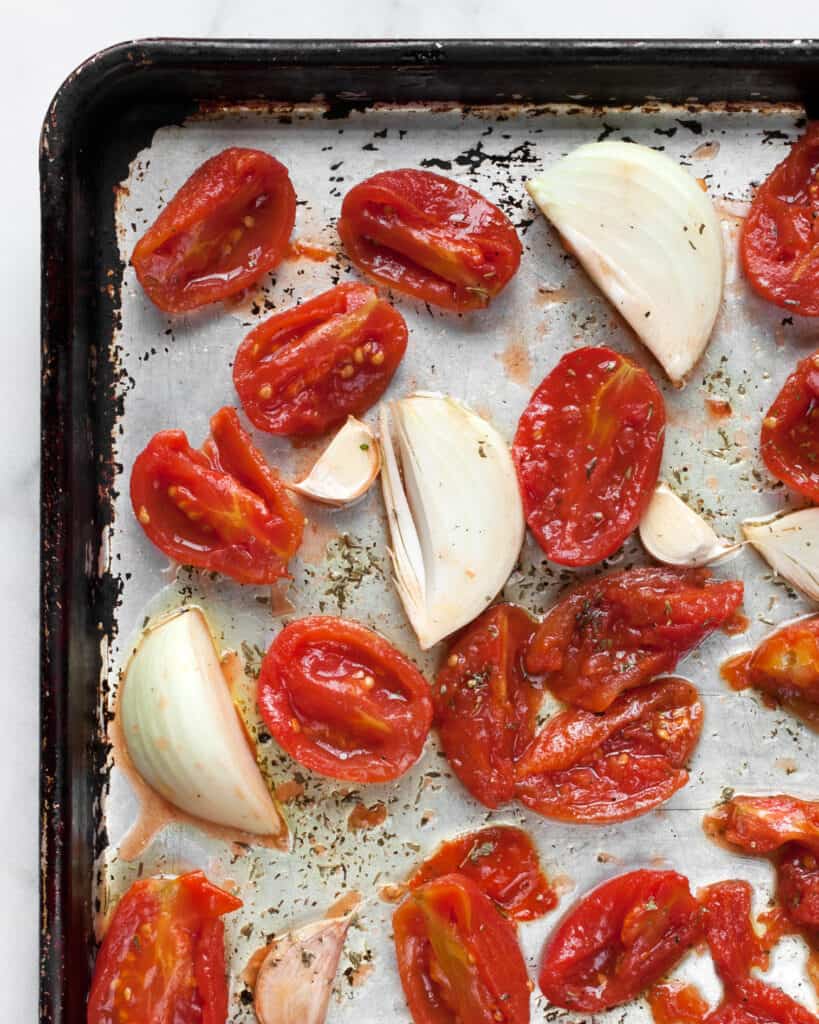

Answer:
[527,567,744,712]
[393,873,531,1024]
[130,406,303,584]
[337,169,522,312]
[705,979,819,1024]
[87,871,242,1024]
[407,825,556,923]
[512,346,665,566]
[777,844,819,929]
[257,616,433,782]
[434,604,540,808]
[538,869,701,1012]
[132,148,296,313]
[705,794,819,856]
[701,880,769,988]
[648,982,712,1024]
[760,355,819,502]
[514,677,703,823]
[233,282,408,436]
[741,123,819,316]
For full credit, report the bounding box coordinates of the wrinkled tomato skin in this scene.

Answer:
[512,346,665,567]
[701,880,769,987]
[527,567,744,712]
[761,357,819,502]
[132,148,296,313]
[777,844,819,930]
[741,123,819,316]
[705,794,819,856]
[514,677,703,823]
[705,979,819,1024]
[257,616,433,783]
[407,825,556,922]
[393,873,531,1024]
[434,604,540,808]
[538,869,701,1013]
[87,871,242,1024]
[130,406,303,584]
[233,282,408,436]
[337,169,522,312]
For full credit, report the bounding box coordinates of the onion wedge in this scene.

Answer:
[743,508,819,602]
[380,392,524,649]
[526,141,724,386]
[254,917,350,1024]
[120,607,286,838]
[639,482,741,567]
[291,416,381,507]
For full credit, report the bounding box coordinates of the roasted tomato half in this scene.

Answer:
[527,567,744,712]
[760,354,819,503]
[434,603,540,808]
[257,616,433,783]
[706,979,819,1024]
[648,982,712,1024]
[407,825,556,923]
[514,677,703,823]
[233,282,408,436]
[393,873,531,1024]
[513,346,665,566]
[130,406,303,584]
[777,844,819,930]
[87,871,242,1024]
[132,148,296,313]
[702,880,769,988]
[705,794,819,856]
[538,869,701,1013]
[741,123,819,316]
[337,168,522,312]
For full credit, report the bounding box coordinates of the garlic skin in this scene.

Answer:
[291,416,380,507]
[120,607,286,838]
[743,508,819,602]
[639,483,741,567]
[380,392,524,649]
[254,917,350,1024]
[526,141,724,386]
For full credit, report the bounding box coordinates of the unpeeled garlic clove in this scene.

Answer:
[639,483,742,567]
[743,507,819,602]
[291,416,380,507]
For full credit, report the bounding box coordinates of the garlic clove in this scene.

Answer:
[743,507,819,602]
[291,416,380,507]
[639,483,742,567]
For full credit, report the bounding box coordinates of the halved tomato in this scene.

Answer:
[705,979,819,1024]
[233,282,408,436]
[527,567,744,712]
[257,616,433,782]
[132,148,295,313]
[705,794,819,856]
[701,880,769,988]
[760,354,819,502]
[87,871,242,1024]
[777,844,819,930]
[393,873,531,1024]
[512,346,665,566]
[337,169,522,312]
[130,406,303,584]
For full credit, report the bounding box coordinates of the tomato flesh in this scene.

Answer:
[337,169,522,312]
[702,880,769,988]
[257,616,433,782]
[777,844,819,930]
[515,677,703,823]
[706,794,819,856]
[760,355,819,502]
[527,567,744,712]
[407,825,556,922]
[512,346,665,566]
[741,123,819,316]
[132,148,296,313]
[648,982,712,1024]
[87,871,242,1024]
[393,873,531,1024]
[538,869,701,1013]
[705,980,819,1024]
[233,282,408,436]
[130,406,303,584]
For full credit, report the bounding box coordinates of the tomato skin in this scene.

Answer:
[132,148,296,313]
[434,604,540,808]
[741,123,819,316]
[538,869,701,1013]
[702,880,769,988]
[515,677,703,823]
[407,825,556,922]
[257,616,433,783]
[337,169,522,312]
[87,871,242,1024]
[233,282,408,436]
[527,567,744,712]
[777,844,819,929]
[130,406,303,584]
[393,873,531,1024]
[512,346,665,567]
[706,794,819,856]
[761,355,819,502]
[705,979,819,1024]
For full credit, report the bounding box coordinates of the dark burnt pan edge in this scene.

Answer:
[39,37,819,1024]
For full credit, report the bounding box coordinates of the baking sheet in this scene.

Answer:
[102,101,819,1021]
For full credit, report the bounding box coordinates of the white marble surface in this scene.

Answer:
[4,1,819,1019]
